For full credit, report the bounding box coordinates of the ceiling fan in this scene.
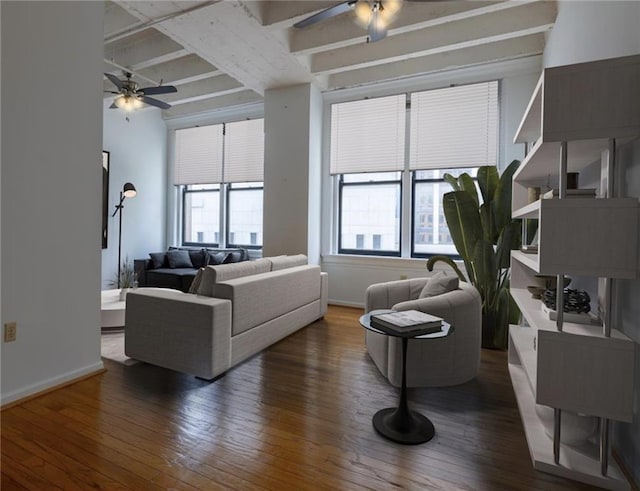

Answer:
[104,72,177,111]
[294,0,404,43]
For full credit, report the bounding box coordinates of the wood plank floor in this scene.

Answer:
[1,305,598,490]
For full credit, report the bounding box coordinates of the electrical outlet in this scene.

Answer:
[4,322,17,342]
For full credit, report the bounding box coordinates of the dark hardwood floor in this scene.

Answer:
[1,305,598,490]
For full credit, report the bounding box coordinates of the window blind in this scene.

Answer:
[330,94,406,175]
[174,125,224,185]
[223,119,264,182]
[409,81,498,170]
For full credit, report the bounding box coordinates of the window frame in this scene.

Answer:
[337,173,403,257]
[181,186,221,248]
[225,182,264,250]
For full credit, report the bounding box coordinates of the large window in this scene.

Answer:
[175,119,264,249]
[331,81,498,257]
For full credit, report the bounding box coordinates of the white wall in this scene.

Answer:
[1,2,104,404]
[543,1,640,68]
[102,103,168,289]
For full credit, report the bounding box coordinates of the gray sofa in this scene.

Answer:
[124,255,328,380]
[365,278,482,387]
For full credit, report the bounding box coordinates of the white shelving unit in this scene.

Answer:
[508,54,640,490]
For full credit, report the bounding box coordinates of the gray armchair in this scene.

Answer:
[365,278,482,387]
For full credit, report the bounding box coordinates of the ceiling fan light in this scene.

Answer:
[132,97,144,109]
[382,0,402,17]
[354,1,372,26]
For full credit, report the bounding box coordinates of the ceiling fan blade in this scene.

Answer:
[104,72,124,90]
[141,96,171,110]
[294,1,355,28]
[139,85,177,96]
[109,102,118,109]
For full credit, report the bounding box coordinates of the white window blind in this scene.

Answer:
[330,94,406,175]
[409,81,498,170]
[223,119,264,182]
[174,125,224,185]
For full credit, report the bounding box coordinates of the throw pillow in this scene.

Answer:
[419,272,459,298]
[188,248,207,268]
[167,250,193,269]
[188,267,206,294]
[149,252,168,269]
[223,251,243,264]
[207,251,228,265]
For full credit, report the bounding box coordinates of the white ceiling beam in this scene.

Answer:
[105,28,186,70]
[136,54,221,86]
[160,75,245,104]
[290,1,533,55]
[312,2,556,75]
[328,33,545,89]
[118,1,314,95]
[104,1,141,38]
[162,90,264,119]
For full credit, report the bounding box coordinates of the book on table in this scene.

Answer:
[370,310,443,336]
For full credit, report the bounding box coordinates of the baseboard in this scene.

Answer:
[328,299,364,309]
[1,361,105,409]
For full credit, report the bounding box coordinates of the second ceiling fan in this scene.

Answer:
[294,0,405,43]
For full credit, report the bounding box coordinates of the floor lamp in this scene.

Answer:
[111,182,137,288]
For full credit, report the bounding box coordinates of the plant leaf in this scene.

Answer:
[494,159,520,231]
[472,239,497,305]
[459,173,479,208]
[443,173,461,191]
[442,191,482,263]
[477,166,499,205]
[495,221,520,269]
[479,203,495,243]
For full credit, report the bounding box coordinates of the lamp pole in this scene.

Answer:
[111,183,137,289]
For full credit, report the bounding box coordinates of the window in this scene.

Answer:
[330,81,498,257]
[227,182,263,249]
[339,172,401,255]
[175,119,264,249]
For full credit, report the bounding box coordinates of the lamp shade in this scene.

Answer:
[123,182,137,198]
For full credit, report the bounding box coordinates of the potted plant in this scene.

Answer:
[109,258,137,300]
[426,160,523,349]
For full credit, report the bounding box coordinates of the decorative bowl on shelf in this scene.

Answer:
[527,286,546,299]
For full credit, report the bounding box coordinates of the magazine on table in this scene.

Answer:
[370,310,443,336]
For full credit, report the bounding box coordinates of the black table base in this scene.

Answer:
[373,407,435,445]
[373,336,435,445]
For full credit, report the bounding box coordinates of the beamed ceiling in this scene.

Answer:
[104,0,557,120]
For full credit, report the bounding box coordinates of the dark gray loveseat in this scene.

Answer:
[134,246,250,293]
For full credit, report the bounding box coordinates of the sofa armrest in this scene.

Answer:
[124,289,232,379]
[365,278,428,313]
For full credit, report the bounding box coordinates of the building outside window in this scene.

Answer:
[330,81,497,257]
[175,119,264,249]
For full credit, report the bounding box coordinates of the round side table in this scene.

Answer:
[360,309,454,445]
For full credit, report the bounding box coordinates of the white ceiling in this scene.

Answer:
[104,0,557,120]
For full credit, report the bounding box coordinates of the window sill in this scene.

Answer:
[321,253,463,272]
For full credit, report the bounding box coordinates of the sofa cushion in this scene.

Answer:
[419,272,459,298]
[207,251,228,265]
[224,251,244,264]
[149,252,168,269]
[215,265,321,336]
[197,258,272,297]
[167,250,194,269]
[269,254,308,271]
[188,249,207,268]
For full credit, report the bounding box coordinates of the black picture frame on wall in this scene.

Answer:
[102,150,110,249]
